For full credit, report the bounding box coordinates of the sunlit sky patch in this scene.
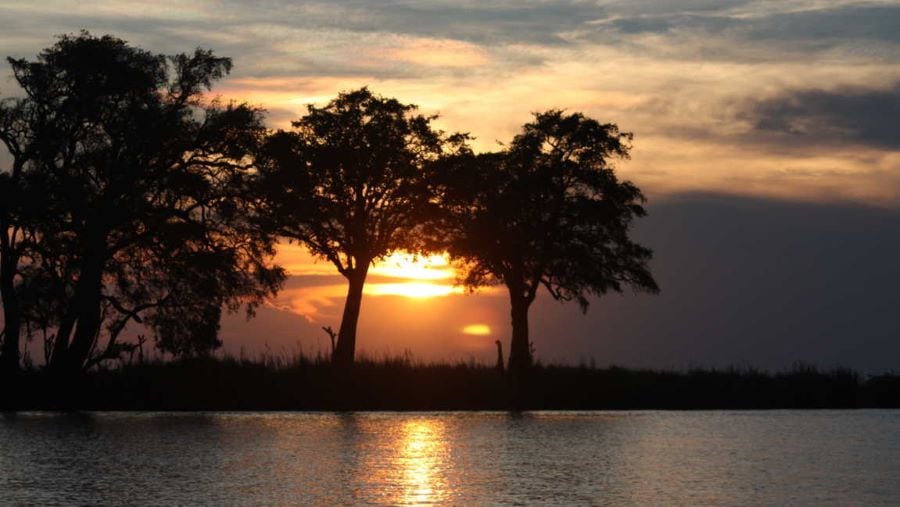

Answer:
[370,253,455,281]
[366,283,463,299]
[268,249,472,321]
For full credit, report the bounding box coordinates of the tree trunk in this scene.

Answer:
[49,240,106,374]
[49,310,76,369]
[0,248,21,374]
[64,263,104,373]
[332,266,369,368]
[507,293,533,375]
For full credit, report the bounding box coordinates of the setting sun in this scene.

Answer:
[370,252,455,281]
[462,324,491,336]
[362,252,461,299]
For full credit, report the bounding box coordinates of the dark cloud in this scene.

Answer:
[585,4,900,61]
[528,193,900,372]
[744,82,900,150]
[3,1,899,80]
[0,2,582,79]
[601,4,900,40]
[600,0,752,16]
[598,13,732,35]
[744,5,900,45]
[222,0,608,45]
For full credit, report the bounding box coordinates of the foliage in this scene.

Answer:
[0,32,284,372]
[3,33,658,381]
[257,87,468,366]
[429,110,658,373]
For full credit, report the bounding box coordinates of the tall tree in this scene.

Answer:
[0,71,52,373]
[0,32,284,374]
[258,88,467,367]
[430,111,659,376]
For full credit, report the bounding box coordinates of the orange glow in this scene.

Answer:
[364,251,460,299]
[384,37,490,68]
[273,242,338,276]
[370,252,455,281]
[270,246,474,321]
[365,282,462,299]
[462,324,491,336]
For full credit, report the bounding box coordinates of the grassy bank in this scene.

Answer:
[3,356,899,410]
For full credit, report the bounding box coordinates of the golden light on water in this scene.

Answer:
[396,419,450,505]
[462,324,491,336]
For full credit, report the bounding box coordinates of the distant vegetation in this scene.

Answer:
[3,356,898,410]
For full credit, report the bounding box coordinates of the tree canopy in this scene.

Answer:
[0,32,283,374]
[429,110,658,374]
[1,33,658,381]
[257,87,468,366]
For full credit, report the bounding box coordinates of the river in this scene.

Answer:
[2,410,898,505]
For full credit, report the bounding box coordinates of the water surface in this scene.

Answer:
[2,411,898,505]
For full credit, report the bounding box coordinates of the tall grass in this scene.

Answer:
[4,354,898,410]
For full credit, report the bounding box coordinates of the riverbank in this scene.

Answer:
[3,356,899,410]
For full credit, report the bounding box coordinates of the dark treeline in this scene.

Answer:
[0,30,658,392]
[4,356,899,410]
[0,33,283,378]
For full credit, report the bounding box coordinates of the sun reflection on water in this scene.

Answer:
[393,419,451,505]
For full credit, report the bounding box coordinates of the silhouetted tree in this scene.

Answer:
[430,111,658,376]
[0,32,284,374]
[0,67,54,374]
[258,88,467,368]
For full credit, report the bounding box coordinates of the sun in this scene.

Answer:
[365,251,460,299]
[369,252,455,281]
[462,324,491,336]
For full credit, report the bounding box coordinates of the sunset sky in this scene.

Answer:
[2,0,899,370]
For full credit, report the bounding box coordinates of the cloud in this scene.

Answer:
[579,3,900,62]
[741,4,900,46]
[217,0,608,46]
[531,192,900,371]
[596,3,900,40]
[3,2,900,204]
[4,1,900,68]
[744,82,900,150]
